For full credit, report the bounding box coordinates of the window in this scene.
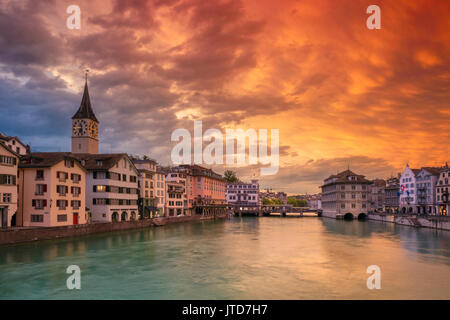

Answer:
[96,160,103,166]
[0,155,16,165]
[57,171,68,182]
[31,215,44,222]
[57,200,68,209]
[96,185,107,192]
[2,193,11,203]
[0,174,16,185]
[72,187,81,196]
[71,174,81,183]
[35,184,47,195]
[71,200,81,209]
[32,199,46,209]
[64,160,74,168]
[57,214,67,222]
[93,171,107,179]
[351,203,356,208]
[341,203,345,208]
[93,198,107,205]
[57,185,68,196]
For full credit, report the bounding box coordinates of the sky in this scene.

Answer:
[0,0,449,194]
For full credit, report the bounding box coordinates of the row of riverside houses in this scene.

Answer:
[320,165,449,220]
[0,79,227,228]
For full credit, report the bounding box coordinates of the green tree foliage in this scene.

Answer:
[224,170,240,183]
[263,198,283,205]
[287,197,307,207]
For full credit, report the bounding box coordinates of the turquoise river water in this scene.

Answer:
[0,217,449,299]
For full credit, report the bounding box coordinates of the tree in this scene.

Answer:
[287,197,307,207]
[224,170,239,183]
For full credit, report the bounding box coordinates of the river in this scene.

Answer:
[0,217,449,299]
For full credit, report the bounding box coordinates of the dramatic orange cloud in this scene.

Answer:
[0,0,448,193]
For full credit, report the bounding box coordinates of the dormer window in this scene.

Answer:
[96,160,103,166]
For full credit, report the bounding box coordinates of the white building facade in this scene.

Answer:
[416,167,440,215]
[226,180,259,207]
[399,165,420,214]
[75,154,139,222]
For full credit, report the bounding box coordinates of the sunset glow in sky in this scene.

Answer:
[0,0,449,193]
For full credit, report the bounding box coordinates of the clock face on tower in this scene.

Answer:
[89,122,98,139]
[72,120,84,136]
[73,119,98,139]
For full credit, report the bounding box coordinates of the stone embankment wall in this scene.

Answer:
[0,213,226,246]
[368,214,450,231]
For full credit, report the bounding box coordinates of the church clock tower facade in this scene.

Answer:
[71,79,99,154]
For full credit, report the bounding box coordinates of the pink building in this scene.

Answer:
[179,165,226,206]
[18,153,87,227]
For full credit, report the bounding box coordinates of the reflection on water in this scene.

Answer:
[0,217,449,299]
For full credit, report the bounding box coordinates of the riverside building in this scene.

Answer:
[384,176,400,214]
[416,167,440,215]
[0,133,29,156]
[178,165,226,206]
[369,179,386,213]
[18,153,87,227]
[320,169,371,220]
[0,143,19,227]
[133,159,158,219]
[155,167,166,216]
[399,164,420,214]
[226,180,259,208]
[436,165,449,216]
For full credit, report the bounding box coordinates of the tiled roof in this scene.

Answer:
[179,164,224,180]
[71,153,131,170]
[322,169,371,186]
[19,152,84,169]
[371,179,386,187]
[132,159,157,164]
[19,152,136,173]
[421,167,442,175]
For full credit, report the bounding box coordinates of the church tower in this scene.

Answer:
[71,75,99,154]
